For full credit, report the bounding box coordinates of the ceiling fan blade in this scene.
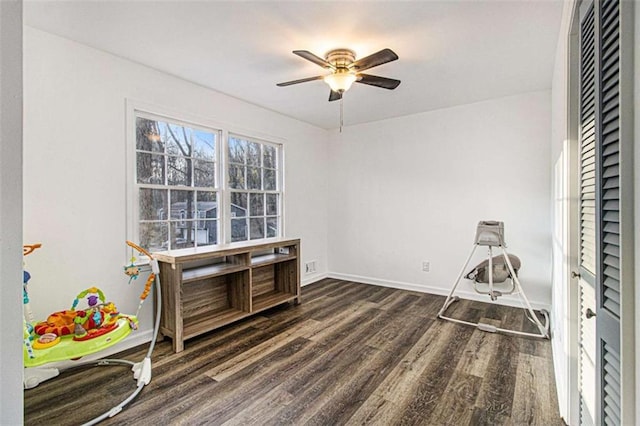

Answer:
[293,50,335,69]
[356,73,401,90]
[277,75,324,87]
[349,48,398,72]
[328,90,342,102]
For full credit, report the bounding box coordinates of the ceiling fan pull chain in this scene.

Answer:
[340,97,344,133]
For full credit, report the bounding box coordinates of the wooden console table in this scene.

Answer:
[154,238,300,352]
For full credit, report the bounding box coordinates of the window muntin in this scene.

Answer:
[228,135,282,242]
[135,115,220,251]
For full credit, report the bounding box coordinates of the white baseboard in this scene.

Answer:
[326,272,551,311]
[301,272,329,286]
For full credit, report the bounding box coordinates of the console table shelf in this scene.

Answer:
[251,253,296,267]
[182,263,249,283]
[154,238,300,352]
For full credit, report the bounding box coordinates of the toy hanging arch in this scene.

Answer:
[23,241,162,425]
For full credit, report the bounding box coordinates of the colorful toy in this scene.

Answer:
[22,243,41,324]
[22,243,42,360]
[23,241,162,425]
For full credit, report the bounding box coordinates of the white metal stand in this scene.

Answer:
[437,221,550,339]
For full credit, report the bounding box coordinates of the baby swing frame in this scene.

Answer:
[437,221,550,339]
[23,241,162,425]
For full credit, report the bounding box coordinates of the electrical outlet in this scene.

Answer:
[305,261,317,274]
[422,261,430,272]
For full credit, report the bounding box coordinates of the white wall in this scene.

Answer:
[327,91,552,308]
[0,1,24,424]
[23,27,329,350]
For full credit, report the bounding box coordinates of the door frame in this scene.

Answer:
[564,1,581,424]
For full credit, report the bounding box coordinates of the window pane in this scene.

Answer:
[135,113,223,248]
[170,221,195,249]
[137,153,165,184]
[196,219,217,246]
[136,117,164,153]
[229,164,245,189]
[247,142,261,166]
[228,137,247,164]
[194,159,215,187]
[250,193,264,216]
[231,218,248,242]
[167,155,190,186]
[164,123,191,157]
[264,169,276,190]
[170,190,194,221]
[266,217,278,238]
[250,218,265,240]
[139,222,168,252]
[263,145,276,168]
[266,193,278,216]
[196,191,217,220]
[247,166,261,190]
[139,188,167,220]
[231,192,247,217]
[192,130,215,161]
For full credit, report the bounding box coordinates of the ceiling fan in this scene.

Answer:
[277,48,401,101]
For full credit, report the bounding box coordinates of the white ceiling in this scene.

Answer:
[24,0,564,130]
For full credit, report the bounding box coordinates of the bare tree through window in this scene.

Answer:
[136,116,218,251]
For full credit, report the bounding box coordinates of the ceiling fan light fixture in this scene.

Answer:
[324,72,357,93]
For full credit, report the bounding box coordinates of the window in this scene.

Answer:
[228,135,282,242]
[131,106,284,250]
[135,113,220,251]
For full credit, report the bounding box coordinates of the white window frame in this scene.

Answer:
[224,133,284,243]
[126,100,286,253]
[127,102,222,252]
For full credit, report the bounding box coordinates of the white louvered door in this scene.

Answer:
[576,0,631,424]
[577,2,597,424]
[594,0,624,424]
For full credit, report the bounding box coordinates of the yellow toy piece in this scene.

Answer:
[33,333,61,350]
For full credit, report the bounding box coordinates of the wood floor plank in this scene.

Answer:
[204,318,322,380]
[427,370,483,425]
[364,285,397,304]
[306,312,434,424]
[474,333,521,422]
[344,394,402,426]
[24,279,565,426]
[396,322,476,424]
[305,299,381,343]
[511,353,565,426]
[348,320,463,424]
[220,387,295,426]
[456,327,500,378]
[403,292,446,319]
[140,337,315,425]
[264,311,391,423]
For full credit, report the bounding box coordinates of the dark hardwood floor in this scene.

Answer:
[24,279,564,425]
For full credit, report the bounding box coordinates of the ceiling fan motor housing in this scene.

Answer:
[325,49,356,70]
